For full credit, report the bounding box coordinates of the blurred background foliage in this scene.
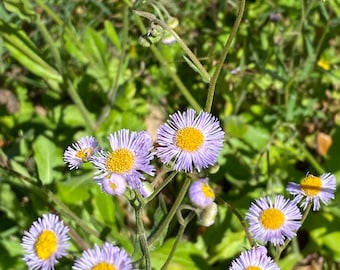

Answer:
[0,0,340,269]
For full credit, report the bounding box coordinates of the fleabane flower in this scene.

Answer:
[96,174,127,196]
[72,242,134,270]
[156,109,224,172]
[189,178,215,208]
[91,129,155,196]
[245,195,302,246]
[229,246,279,270]
[63,136,100,169]
[286,172,336,211]
[21,213,69,270]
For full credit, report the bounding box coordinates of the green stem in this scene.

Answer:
[294,139,324,174]
[134,10,211,83]
[275,202,312,262]
[135,202,151,270]
[216,196,254,247]
[134,15,201,111]
[146,171,177,204]
[148,178,191,246]
[160,211,195,270]
[205,0,246,113]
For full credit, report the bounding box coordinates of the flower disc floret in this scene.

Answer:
[245,195,302,246]
[287,172,336,211]
[63,136,100,170]
[21,213,69,270]
[72,242,133,270]
[229,246,279,270]
[156,109,224,172]
[91,129,155,196]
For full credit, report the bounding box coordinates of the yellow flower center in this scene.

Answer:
[202,182,215,199]
[245,267,262,270]
[106,148,135,174]
[259,208,285,230]
[92,262,116,270]
[109,182,116,191]
[175,127,204,152]
[76,148,92,159]
[34,230,58,260]
[300,175,322,197]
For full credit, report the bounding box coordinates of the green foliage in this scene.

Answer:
[0,0,339,269]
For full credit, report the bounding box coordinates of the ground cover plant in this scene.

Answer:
[0,0,340,269]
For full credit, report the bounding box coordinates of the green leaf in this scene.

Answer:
[33,135,59,185]
[3,0,36,22]
[104,20,121,50]
[224,115,248,137]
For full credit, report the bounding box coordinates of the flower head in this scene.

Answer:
[21,213,69,270]
[72,242,133,270]
[156,109,224,172]
[287,172,336,211]
[229,246,279,270]
[63,136,100,170]
[245,195,302,246]
[96,174,127,196]
[189,178,215,208]
[91,129,155,196]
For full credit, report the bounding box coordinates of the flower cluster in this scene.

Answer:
[63,109,225,198]
[22,214,134,270]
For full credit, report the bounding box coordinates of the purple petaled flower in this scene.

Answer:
[246,195,302,246]
[96,174,127,196]
[156,109,224,172]
[287,172,336,211]
[91,129,155,197]
[63,136,100,169]
[72,242,134,270]
[189,178,215,208]
[229,246,279,270]
[21,213,69,270]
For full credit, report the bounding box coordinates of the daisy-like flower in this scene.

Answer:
[229,246,279,270]
[96,174,127,196]
[156,109,224,172]
[63,136,100,170]
[245,195,302,246]
[72,242,133,270]
[189,178,215,208]
[91,129,155,197]
[286,172,336,211]
[21,213,69,270]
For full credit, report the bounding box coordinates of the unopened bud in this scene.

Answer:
[198,202,218,227]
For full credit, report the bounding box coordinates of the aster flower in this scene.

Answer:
[63,136,100,170]
[72,242,134,270]
[189,178,215,208]
[91,129,155,196]
[21,213,69,270]
[245,195,302,246]
[156,109,224,172]
[96,174,127,196]
[286,172,336,211]
[229,246,279,270]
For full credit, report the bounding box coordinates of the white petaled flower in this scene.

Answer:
[189,178,215,208]
[245,195,302,246]
[156,109,224,172]
[287,172,336,211]
[229,246,280,270]
[21,213,69,270]
[63,136,100,170]
[72,242,134,270]
[91,129,155,197]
